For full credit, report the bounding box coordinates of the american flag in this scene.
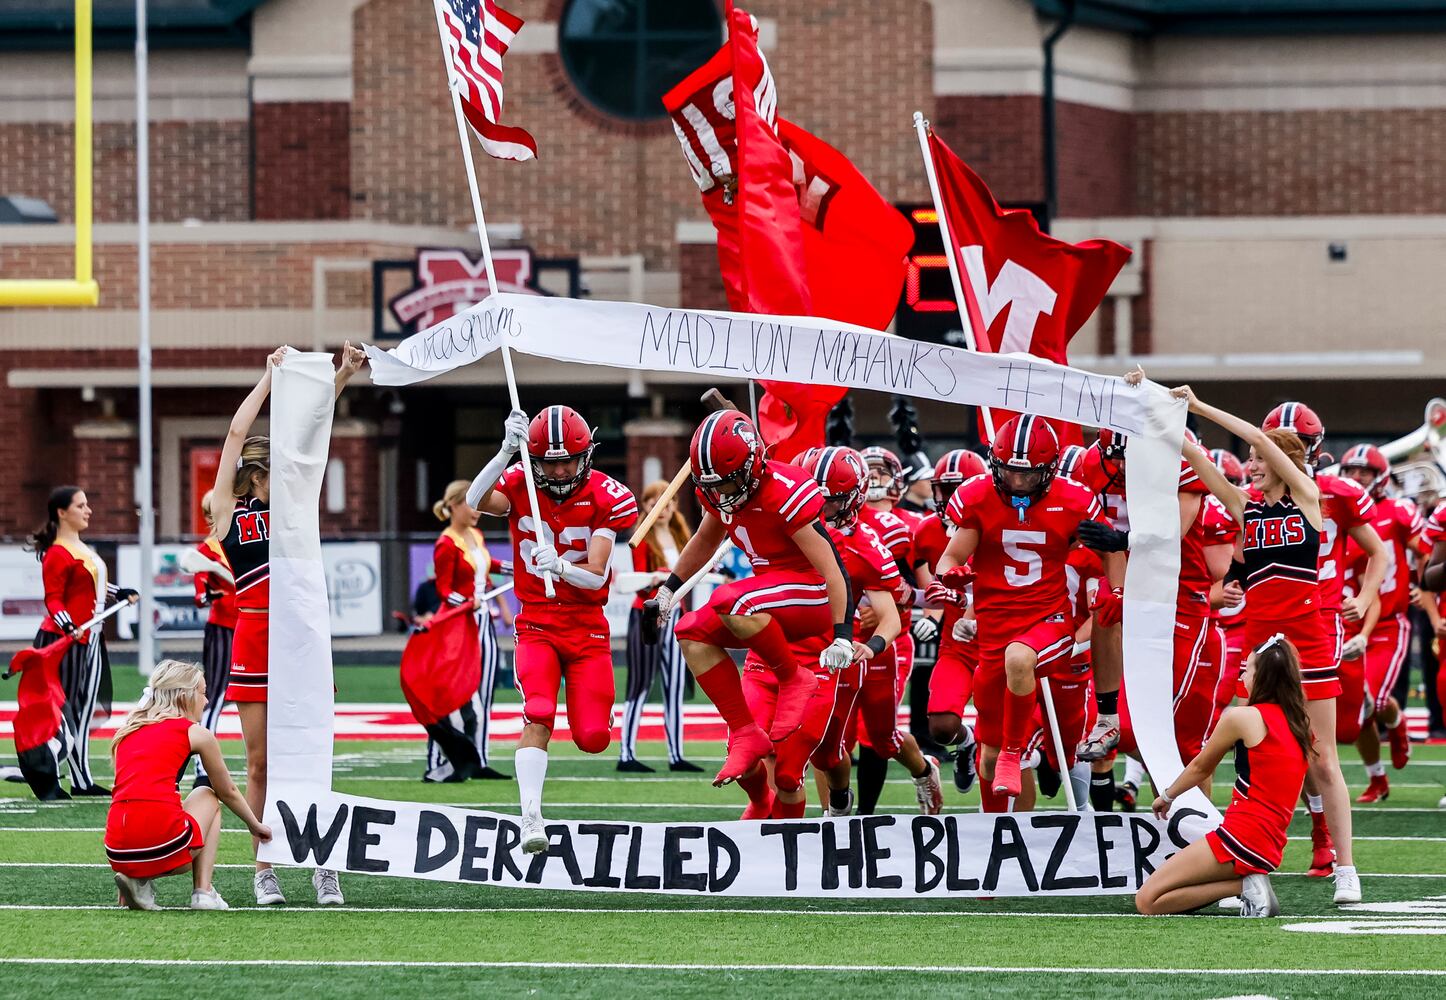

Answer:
[433,0,537,161]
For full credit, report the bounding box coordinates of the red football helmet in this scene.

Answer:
[1340,443,1391,497]
[809,446,869,528]
[1097,427,1128,465]
[791,446,822,469]
[527,405,595,500]
[1209,448,1246,486]
[690,410,766,513]
[989,415,1060,503]
[931,448,987,509]
[1058,443,1088,480]
[860,446,906,503]
[1263,401,1324,459]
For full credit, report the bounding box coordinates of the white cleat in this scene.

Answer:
[1333,867,1362,905]
[254,868,286,905]
[313,868,344,906]
[114,873,159,911]
[914,757,944,815]
[521,811,549,855]
[190,887,229,910]
[1075,715,1121,762]
[824,789,854,817]
[1238,874,1280,918]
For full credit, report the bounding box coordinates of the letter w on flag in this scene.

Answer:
[431,0,537,161]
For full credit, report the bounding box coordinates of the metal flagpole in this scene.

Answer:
[432,2,554,598]
[911,112,997,443]
[135,0,156,675]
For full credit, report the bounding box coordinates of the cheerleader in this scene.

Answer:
[423,479,508,782]
[189,490,236,788]
[106,659,271,910]
[617,481,701,773]
[24,485,136,798]
[211,344,365,906]
[1136,635,1312,917]
[1176,383,1361,904]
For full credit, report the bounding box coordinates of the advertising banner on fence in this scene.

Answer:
[0,549,45,641]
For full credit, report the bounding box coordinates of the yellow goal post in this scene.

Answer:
[0,0,100,307]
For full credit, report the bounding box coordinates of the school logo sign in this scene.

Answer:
[389,248,539,334]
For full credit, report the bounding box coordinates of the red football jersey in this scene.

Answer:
[1076,443,1202,531]
[494,466,638,607]
[1315,472,1374,612]
[1344,496,1421,619]
[697,461,825,574]
[858,505,913,566]
[1200,496,1243,626]
[1424,501,1446,546]
[830,522,904,640]
[945,474,1105,621]
[1177,492,1240,620]
[913,511,968,640]
[1066,545,1104,633]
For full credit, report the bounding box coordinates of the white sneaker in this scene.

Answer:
[1238,874,1279,917]
[190,887,229,910]
[914,757,943,815]
[313,868,344,906]
[1333,866,1362,904]
[520,811,549,855]
[1076,715,1121,762]
[824,789,854,817]
[254,868,286,905]
[114,873,159,911]
[1218,895,1242,911]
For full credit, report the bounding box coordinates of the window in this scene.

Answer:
[559,0,723,121]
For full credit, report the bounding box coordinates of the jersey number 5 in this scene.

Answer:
[1002,529,1045,588]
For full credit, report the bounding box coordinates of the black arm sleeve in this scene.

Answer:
[1225,558,1247,587]
[813,521,855,628]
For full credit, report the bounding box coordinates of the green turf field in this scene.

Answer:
[2,696,1444,997]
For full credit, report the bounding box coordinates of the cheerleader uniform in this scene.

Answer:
[1241,492,1340,699]
[37,538,117,792]
[220,497,270,702]
[191,538,236,784]
[1206,703,1309,875]
[423,525,502,781]
[619,537,687,767]
[105,717,204,878]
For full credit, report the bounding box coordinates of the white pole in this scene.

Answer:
[432,4,553,597]
[135,0,155,676]
[912,112,997,443]
[1038,677,1080,812]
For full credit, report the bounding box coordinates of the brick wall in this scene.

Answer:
[678,242,729,311]
[1137,108,1446,216]
[351,0,934,270]
[253,102,352,220]
[0,121,250,223]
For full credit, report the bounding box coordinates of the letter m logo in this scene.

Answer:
[958,246,1059,356]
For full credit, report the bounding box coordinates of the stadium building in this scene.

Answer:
[3,0,1445,551]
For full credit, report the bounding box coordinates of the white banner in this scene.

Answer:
[0,549,46,641]
[365,294,1214,830]
[266,788,1206,897]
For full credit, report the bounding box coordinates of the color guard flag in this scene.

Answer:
[926,129,1130,364]
[399,603,482,727]
[6,636,71,754]
[664,7,911,457]
[432,0,538,161]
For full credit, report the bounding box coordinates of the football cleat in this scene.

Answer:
[1387,716,1411,770]
[1116,780,1139,813]
[768,670,820,742]
[914,757,944,815]
[520,811,550,855]
[1308,812,1336,877]
[1076,716,1121,762]
[992,749,1023,798]
[1355,774,1389,804]
[825,789,855,817]
[952,728,978,794]
[741,793,776,821]
[714,725,773,787]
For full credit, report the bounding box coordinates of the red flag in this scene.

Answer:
[399,603,482,727]
[664,9,912,457]
[927,129,1129,442]
[7,636,71,754]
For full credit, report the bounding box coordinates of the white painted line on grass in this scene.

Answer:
[0,959,1442,975]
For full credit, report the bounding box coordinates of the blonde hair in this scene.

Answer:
[642,479,692,569]
[111,659,203,753]
[234,435,270,500]
[432,479,471,522]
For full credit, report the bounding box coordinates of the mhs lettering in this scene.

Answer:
[1244,514,1308,550]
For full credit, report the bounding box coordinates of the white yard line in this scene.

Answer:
[0,958,1442,975]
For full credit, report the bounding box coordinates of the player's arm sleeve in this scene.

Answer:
[558,529,615,590]
[41,548,73,633]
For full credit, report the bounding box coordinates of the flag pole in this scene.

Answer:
[912,111,997,443]
[434,4,554,598]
